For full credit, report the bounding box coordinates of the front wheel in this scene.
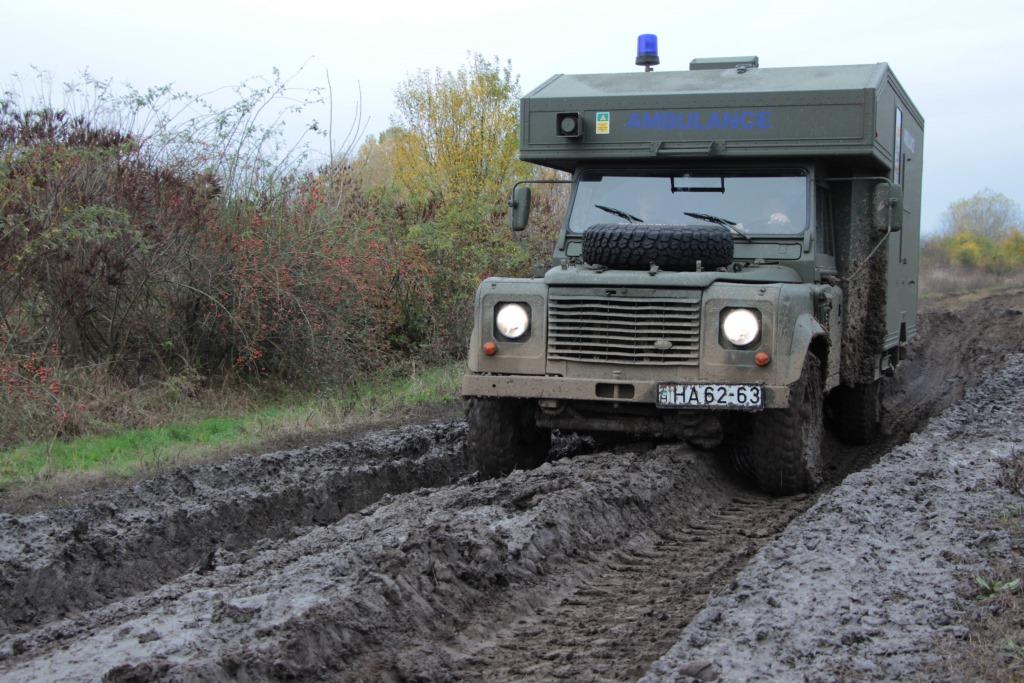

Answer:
[747,354,825,496]
[466,398,551,478]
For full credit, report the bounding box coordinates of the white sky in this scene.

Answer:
[3,0,1023,234]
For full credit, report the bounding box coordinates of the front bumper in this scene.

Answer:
[462,373,791,409]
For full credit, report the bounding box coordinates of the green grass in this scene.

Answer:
[0,362,463,489]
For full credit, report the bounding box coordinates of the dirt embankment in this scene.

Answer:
[883,289,1024,441]
[0,289,1021,681]
[644,355,1024,681]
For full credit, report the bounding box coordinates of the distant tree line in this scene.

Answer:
[923,189,1024,273]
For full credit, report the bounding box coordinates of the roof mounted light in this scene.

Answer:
[636,34,659,72]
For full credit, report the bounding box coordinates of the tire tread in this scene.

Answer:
[747,354,825,495]
[581,223,734,271]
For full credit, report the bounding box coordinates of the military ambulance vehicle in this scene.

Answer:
[462,35,923,494]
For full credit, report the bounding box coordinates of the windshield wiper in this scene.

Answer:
[683,211,752,241]
[595,204,643,224]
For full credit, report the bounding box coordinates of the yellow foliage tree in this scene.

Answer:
[353,126,404,193]
[345,55,540,355]
[925,191,1024,275]
[390,54,528,216]
[945,232,987,269]
[1001,230,1024,270]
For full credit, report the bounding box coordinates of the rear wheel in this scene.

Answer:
[828,381,881,444]
[748,354,825,496]
[466,398,551,477]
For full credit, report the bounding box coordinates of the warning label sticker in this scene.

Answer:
[595,111,610,134]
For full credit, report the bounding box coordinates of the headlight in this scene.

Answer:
[495,303,530,339]
[722,309,760,347]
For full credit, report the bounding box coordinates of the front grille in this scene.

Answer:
[547,290,701,366]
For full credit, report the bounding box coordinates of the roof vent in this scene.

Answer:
[689,56,759,72]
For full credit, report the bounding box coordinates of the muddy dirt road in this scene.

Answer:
[645,355,1024,681]
[0,290,1022,681]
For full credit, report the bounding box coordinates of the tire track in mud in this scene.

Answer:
[0,422,474,635]
[423,435,897,681]
[0,446,741,681]
[397,291,1024,681]
[0,291,1021,681]
[643,357,1024,682]
[441,490,809,681]
[882,290,1024,444]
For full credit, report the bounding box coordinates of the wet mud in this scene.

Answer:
[0,290,1021,681]
[0,423,473,635]
[1,445,747,680]
[645,357,1024,681]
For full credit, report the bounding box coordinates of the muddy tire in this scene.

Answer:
[748,354,825,496]
[828,381,881,445]
[582,223,734,271]
[466,398,551,477]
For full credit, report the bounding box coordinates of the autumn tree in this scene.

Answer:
[390,54,528,214]
[353,126,404,193]
[342,55,535,354]
[924,190,1024,273]
[941,189,1022,239]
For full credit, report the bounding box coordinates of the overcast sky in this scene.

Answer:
[4,0,1022,234]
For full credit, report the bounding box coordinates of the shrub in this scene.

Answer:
[0,73,415,444]
[922,191,1024,282]
[0,59,567,446]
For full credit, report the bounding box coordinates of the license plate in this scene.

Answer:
[657,383,764,410]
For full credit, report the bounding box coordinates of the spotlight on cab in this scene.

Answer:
[555,112,582,138]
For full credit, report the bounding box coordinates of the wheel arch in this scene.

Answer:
[786,313,829,388]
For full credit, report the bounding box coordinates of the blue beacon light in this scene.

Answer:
[636,34,660,72]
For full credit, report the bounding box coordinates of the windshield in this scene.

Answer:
[567,172,809,235]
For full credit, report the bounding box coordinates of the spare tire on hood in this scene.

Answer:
[581,223,734,271]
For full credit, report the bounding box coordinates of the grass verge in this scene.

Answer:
[0,362,463,492]
[920,265,1024,299]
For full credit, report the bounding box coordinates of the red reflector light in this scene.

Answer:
[754,351,771,367]
[483,341,498,356]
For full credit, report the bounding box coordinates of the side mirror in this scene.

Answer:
[872,183,904,233]
[510,186,531,231]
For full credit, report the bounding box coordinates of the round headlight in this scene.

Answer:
[496,303,530,339]
[722,309,760,347]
